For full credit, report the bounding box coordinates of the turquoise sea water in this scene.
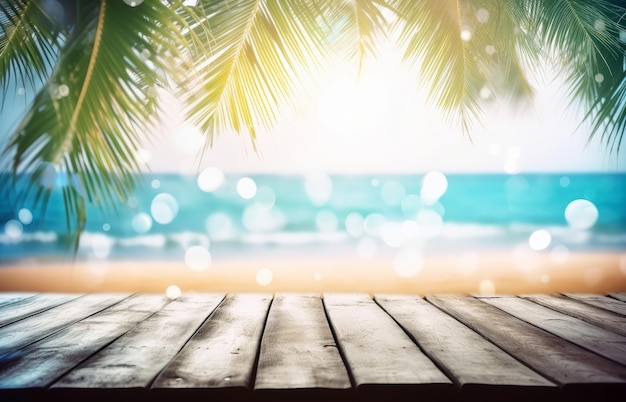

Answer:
[1,172,625,262]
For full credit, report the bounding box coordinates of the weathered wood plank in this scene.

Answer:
[152,294,272,399]
[0,294,170,392]
[376,294,556,400]
[609,293,626,303]
[0,293,82,328]
[427,295,626,390]
[0,293,36,309]
[564,293,626,317]
[0,294,130,357]
[50,293,224,394]
[324,293,452,399]
[484,296,626,366]
[522,294,626,337]
[254,294,351,398]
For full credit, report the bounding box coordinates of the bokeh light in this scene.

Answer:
[256,268,273,286]
[381,181,405,206]
[416,210,443,238]
[344,212,364,238]
[363,213,385,237]
[151,179,161,189]
[255,186,276,209]
[242,204,285,232]
[206,213,236,241]
[166,285,181,299]
[393,248,422,278]
[305,173,333,206]
[132,213,153,234]
[528,229,551,251]
[39,162,58,189]
[237,177,257,199]
[420,171,448,205]
[479,280,496,295]
[4,220,23,239]
[198,167,225,192]
[564,199,598,230]
[18,208,33,225]
[185,245,211,271]
[151,193,179,224]
[381,222,405,248]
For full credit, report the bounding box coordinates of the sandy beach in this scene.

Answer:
[1,250,625,295]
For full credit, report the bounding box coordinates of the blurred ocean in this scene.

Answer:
[1,172,625,263]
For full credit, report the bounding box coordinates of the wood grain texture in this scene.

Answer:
[522,294,626,336]
[0,293,36,309]
[609,293,626,302]
[152,294,272,396]
[0,294,170,389]
[484,296,626,365]
[324,293,451,390]
[51,293,224,391]
[376,294,555,393]
[0,293,82,328]
[427,295,626,387]
[564,293,626,317]
[0,294,129,356]
[254,294,351,393]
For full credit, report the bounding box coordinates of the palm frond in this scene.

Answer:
[1,0,192,247]
[181,0,330,153]
[392,0,488,134]
[325,0,393,69]
[532,0,626,155]
[0,0,59,104]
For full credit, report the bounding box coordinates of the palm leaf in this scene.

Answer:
[181,0,331,153]
[325,0,393,69]
[0,0,59,104]
[1,0,192,248]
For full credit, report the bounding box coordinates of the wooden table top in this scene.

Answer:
[0,292,625,401]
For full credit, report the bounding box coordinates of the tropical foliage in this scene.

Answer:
[1,0,625,247]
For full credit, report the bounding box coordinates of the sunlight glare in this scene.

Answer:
[175,124,204,154]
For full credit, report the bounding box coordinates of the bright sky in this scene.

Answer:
[145,43,623,174]
[0,41,622,174]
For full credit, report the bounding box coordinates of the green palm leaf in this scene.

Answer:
[2,0,192,249]
[0,0,59,103]
[392,0,540,134]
